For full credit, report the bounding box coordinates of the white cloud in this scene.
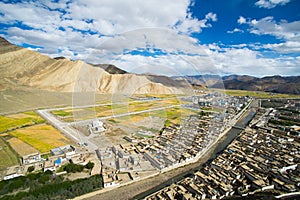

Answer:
[83,29,217,76]
[240,16,300,54]
[205,12,217,22]
[237,16,247,24]
[106,53,216,77]
[227,28,244,34]
[207,47,300,76]
[0,0,217,60]
[249,17,300,41]
[264,41,300,53]
[0,1,298,77]
[255,0,290,9]
[175,12,217,34]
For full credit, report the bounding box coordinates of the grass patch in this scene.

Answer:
[213,89,300,98]
[51,110,72,117]
[41,153,52,160]
[0,137,19,170]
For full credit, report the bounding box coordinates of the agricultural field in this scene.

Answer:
[0,137,19,170]
[0,111,45,133]
[54,97,184,122]
[213,89,300,99]
[9,124,72,153]
[7,137,38,156]
[112,106,196,127]
[51,109,73,117]
[0,88,113,113]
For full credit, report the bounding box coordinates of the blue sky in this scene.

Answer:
[0,0,299,76]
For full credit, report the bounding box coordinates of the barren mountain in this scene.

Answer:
[0,37,183,94]
[91,64,127,74]
[176,74,300,94]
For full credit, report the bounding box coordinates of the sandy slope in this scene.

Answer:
[0,37,183,94]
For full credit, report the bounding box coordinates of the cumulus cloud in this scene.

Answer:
[83,29,217,76]
[263,41,300,54]
[248,17,300,41]
[238,16,300,54]
[255,0,290,9]
[205,12,217,22]
[207,47,300,76]
[227,28,244,34]
[0,0,217,60]
[0,0,298,77]
[237,16,247,24]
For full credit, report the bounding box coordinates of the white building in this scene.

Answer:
[3,166,24,180]
[22,152,41,165]
[88,120,106,134]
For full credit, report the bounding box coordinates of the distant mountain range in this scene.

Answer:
[1,36,299,95]
[173,74,300,95]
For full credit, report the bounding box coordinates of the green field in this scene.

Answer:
[213,89,300,98]
[51,110,73,117]
[113,106,196,127]
[0,137,19,170]
[0,111,45,133]
[54,97,184,122]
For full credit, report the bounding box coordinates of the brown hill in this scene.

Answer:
[91,64,127,74]
[0,37,183,94]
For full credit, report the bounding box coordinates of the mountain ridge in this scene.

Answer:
[174,74,300,94]
[0,37,184,94]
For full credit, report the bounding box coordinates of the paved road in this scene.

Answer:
[37,109,98,152]
[69,105,175,126]
[37,104,176,152]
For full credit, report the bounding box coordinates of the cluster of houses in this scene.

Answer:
[98,95,251,188]
[146,105,300,199]
[3,144,90,180]
[98,144,155,188]
[135,114,225,170]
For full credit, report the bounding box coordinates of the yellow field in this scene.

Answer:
[0,111,45,133]
[54,97,184,122]
[9,124,72,153]
[7,137,38,156]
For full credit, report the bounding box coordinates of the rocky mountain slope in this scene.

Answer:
[0,37,183,94]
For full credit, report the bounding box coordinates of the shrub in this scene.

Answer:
[85,161,94,170]
[27,166,35,173]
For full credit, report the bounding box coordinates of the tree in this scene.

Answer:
[27,166,35,173]
[85,161,94,170]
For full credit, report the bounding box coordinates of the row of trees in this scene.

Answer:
[1,175,102,200]
[63,161,95,173]
[0,162,98,200]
